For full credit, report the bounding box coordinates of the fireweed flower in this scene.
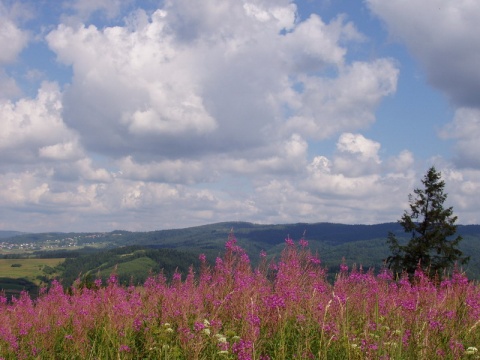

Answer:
[299,238,308,247]
[194,322,205,331]
[285,237,295,246]
[2,237,480,359]
[119,345,130,352]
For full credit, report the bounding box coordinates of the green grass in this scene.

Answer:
[0,258,64,282]
[97,256,158,281]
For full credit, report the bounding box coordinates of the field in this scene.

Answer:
[0,258,64,299]
[0,235,479,359]
[0,258,64,282]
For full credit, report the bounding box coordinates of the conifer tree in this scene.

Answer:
[386,166,469,278]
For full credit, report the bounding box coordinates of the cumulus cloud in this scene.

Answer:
[253,162,415,225]
[0,82,82,164]
[61,0,128,23]
[14,0,480,231]
[332,133,381,177]
[0,11,28,64]
[45,1,397,163]
[439,168,480,224]
[367,0,480,171]
[440,107,480,168]
[116,156,215,184]
[0,4,29,98]
[284,59,398,139]
[367,0,480,108]
[386,150,414,173]
[0,69,21,98]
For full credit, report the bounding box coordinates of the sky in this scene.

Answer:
[1,0,480,232]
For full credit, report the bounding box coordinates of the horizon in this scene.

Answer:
[1,0,480,232]
[1,219,479,235]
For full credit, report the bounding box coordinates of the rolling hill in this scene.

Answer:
[2,222,480,284]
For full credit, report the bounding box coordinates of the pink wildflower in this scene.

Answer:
[285,236,295,246]
[119,344,130,352]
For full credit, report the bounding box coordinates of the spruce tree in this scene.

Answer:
[386,166,469,278]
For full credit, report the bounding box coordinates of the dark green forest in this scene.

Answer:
[56,246,200,288]
[1,222,480,292]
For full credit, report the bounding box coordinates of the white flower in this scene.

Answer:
[465,347,478,355]
[202,328,211,335]
[215,334,227,343]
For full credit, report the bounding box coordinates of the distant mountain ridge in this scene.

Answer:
[2,222,480,283]
[0,230,26,239]
[2,221,480,245]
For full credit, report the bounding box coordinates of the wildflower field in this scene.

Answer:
[1,234,479,359]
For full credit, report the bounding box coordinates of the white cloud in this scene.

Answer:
[45,1,397,163]
[284,59,398,139]
[61,0,128,24]
[0,4,29,99]
[39,141,83,160]
[441,168,480,224]
[116,156,215,184]
[252,164,415,225]
[367,0,480,107]
[0,69,21,98]
[0,11,28,64]
[53,158,113,183]
[386,150,414,173]
[332,133,381,177]
[0,82,82,163]
[12,1,480,231]
[0,171,93,209]
[440,107,480,168]
[222,134,308,176]
[336,133,381,162]
[367,0,480,171]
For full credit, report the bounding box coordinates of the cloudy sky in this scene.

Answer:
[1,0,479,232]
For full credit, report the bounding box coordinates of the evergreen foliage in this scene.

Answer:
[386,166,469,278]
[57,246,199,287]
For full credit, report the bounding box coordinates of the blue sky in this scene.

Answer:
[1,0,479,232]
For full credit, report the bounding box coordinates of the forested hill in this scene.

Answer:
[2,222,480,283]
[0,230,25,238]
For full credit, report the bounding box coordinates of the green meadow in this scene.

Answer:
[0,258,64,281]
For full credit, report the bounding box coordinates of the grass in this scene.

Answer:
[0,235,479,359]
[0,258,64,281]
[97,256,157,280]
